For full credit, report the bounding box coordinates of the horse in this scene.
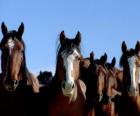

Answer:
[48,31,87,116]
[0,22,39,93]
[80,52,122,116]
[0,22,40,116]
[80,52,110,116]
[119,41,140,116]
[37,70,53,86]
[102,57,122,116]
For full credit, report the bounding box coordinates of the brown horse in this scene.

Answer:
[80,52,110,116]
[37,70,53,86]
[80,52,122,116]
[102,57,122,116]
[119,41,140,116]
[0,22,39,93]
[0,22,41,116]
[48,31,86,116]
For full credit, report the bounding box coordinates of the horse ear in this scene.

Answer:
[121,41,127,53]
[111,57,116,67]
[1,22,8,36]
[90,51,94,63]
[75,31,81,46]
[135,41,140,54]
[18,22,24,37]
[100,53,107,64]
[40,71,42,75]
[60,30,66,45]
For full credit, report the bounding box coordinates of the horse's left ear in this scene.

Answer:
[90,51,94,64]
[111,57,116,67]
[18,22,24,37]
[40,71,43,75]
[1,22,8,36]
[121,41,127,53]
[135,41,140,54]
[75,31,81,46]
[60,30,66,45]
[100,53,107,64]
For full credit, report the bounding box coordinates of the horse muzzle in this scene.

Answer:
[61,81,75,96]
[128,86,138,96]
[3,80,19,92]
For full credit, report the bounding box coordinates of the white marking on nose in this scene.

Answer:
[128,56,137,90]
[8,39,15,55]
[62,49,80,90]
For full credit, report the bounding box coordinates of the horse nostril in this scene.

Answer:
[14,80,18,85]
[62,83,65,89]
[72,84,74,89]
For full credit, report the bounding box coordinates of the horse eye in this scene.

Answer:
[71,44,75,48]
[75,56,80,60]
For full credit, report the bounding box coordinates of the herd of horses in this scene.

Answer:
[0,22,140,116]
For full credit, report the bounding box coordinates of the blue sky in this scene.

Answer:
[0,0,140,74]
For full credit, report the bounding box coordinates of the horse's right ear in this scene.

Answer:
[100,53,107,64]
[40,71,42,75]
[75,31,81,46]
[60,30,66,45]
[121,41,127,53]
[1,22,8,36]
[18,22,24,37]
[135,41,140,54]
[111,57,116,67]
[90,51,94,63]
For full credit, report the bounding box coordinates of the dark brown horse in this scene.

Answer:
[48,31,86,116]
[81,53,122,116]
[80,52,110,116]
[102,57,122,116]
[0,22,40,116]
[37,70,53,86]
[0,22,39,93]
[119,41,140,116]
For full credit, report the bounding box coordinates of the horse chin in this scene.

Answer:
[128,87,138,97]
[3,82,19,92]
[4,85,16,92]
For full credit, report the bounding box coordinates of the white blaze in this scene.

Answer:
[62,49,80,90]
[128,56,137,90]
[8,38,15,55]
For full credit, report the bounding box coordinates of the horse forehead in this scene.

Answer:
[128,56,136,64]
[8,38,15,48]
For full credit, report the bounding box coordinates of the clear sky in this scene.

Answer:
[0,0,140,75]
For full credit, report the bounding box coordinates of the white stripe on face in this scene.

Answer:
[62,49,80,87]
[128,56,137,90]
[8,38,15,55]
